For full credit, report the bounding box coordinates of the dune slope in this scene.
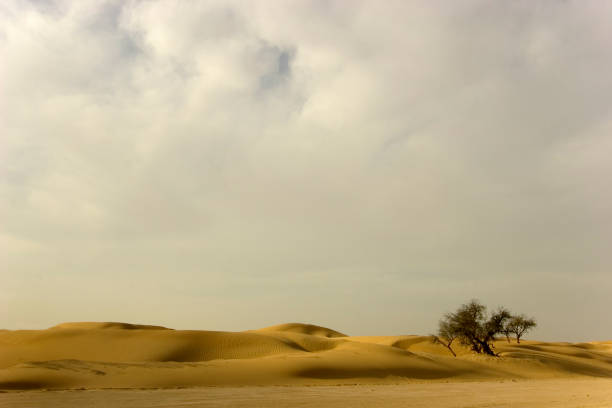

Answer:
[254,323,347,338]
[48,322,172,331]
[0,322,610,390]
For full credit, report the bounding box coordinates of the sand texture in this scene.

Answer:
[2,380,612,408]
[0,322,611,390]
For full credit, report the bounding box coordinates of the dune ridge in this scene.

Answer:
[49,322,172,331]
[254,323,347,338]
[0,321,610,390]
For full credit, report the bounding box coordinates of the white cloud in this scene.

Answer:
[1,0,611,340]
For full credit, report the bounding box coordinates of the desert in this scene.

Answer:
[1,322,611,406]
[3,0,612,407]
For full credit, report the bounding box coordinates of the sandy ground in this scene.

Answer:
[1,321,611,408]
[2,379,612,407]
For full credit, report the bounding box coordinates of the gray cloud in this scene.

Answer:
[1,0,611,341]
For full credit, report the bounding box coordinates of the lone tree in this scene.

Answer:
[506,314,537,343]
[431,319,459,357]
[437,300,512,356]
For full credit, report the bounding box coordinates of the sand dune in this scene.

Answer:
[0,322,610,390]
[254,322,347,338]
[48,322,172,331]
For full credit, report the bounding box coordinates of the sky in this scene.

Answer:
[1,0,611,341]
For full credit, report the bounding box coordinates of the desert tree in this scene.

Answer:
[501,323,513,343]
[442,300,512,356]
[506,314,537,343]
[431,318,459,357]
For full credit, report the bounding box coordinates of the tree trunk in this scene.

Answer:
[479,340,496,356]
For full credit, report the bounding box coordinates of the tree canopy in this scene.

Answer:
[506,314,537,343]
[435,300,536,356]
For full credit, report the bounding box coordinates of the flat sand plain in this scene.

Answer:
[1,322,611,406]
[2,380,612,407]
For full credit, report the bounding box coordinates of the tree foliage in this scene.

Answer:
[505,314,537,343]
[437,300,512,356]
[436,300,538,356]
[431,319,459,357]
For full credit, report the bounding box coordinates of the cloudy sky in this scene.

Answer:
[1,0,611,341]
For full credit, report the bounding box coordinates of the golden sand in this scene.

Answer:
[0,322,610,391]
